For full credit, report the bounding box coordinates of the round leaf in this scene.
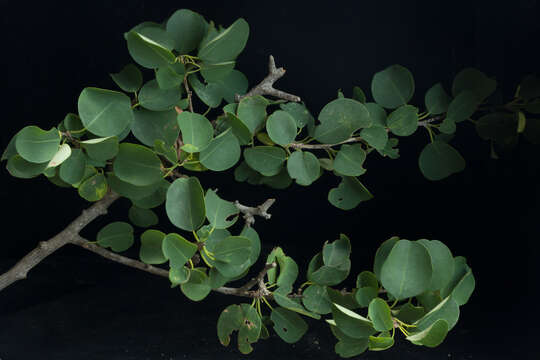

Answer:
[452,67,496,102]
[371,64,415,109]
[126,30,175,69]
[139,229,167,264]
[177,111,214,152]
[425,83,451,115]
[387,105,418,136]
[131,108,179,147]
[266,110,297,146]
[181,268,211,301]
[368,298,393,331]
[165,177,206,231]
[199,129,241,171]
[418,141,466,181]
[417,239,455,291]
[166,9,207,54]
[162,233,198,269]
[59,148,87,184]
[15,126,60,163]
[113,143,162,186]
[96,222,134,252]
[110,64,143,93]
[333,144,367,176]
[286,150,320,186]
[314,98,371,143]
[328,176,373,210]
[197,18,250,62]
[128,205,159,228]
[446,90,478,123]
[244,146,286,176]
[78,173,108,202]
[139,79,182,111]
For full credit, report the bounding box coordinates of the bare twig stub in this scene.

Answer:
[234,198,276,227]
[235,55,301,103]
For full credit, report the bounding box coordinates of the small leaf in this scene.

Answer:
[128,205,159,227]
[417,239,455,291]
[139,229,167,264]
[368,298,393,331]
[387,105,418,136]
[113,143,162,186]
[244,146,286,176]
[280,102,315,129]
[266,110,297,146]
[371,64,415,109]
[166,9,207,54]
[360,126,388,150]
[352,86,366,103]
[177,111,214,152]
[446,90,478,123]
[110,64,143,92]
[59,149,87,184]
[139,79,182,111]
[273,289,320,319]
[15,126,60,164]
[162,233,198,268]
[331,303,377,339]
[204,189,239,229]
[198,18,250,62]
[425,83,451,115]
[131,108,179,147]
[213,236,252,278]
[271,307,308,344]
[188,74,223,108]
[286,150,320,186]
[302,284,332,314]
[418,141,465,181]
[155,62,185,89]
[126,30,175,69]
[181,268,211,301]
[200,128,241,171]
[97,222,134,252]
[314,98,371,143]
[237,95,268,134]
[78,173,108,201]
[82,137,119,161]
[46,144,72,168]
[333,144,367,176]
[165,177,206,231]
[368,335,394,351]
[328,176,373,210]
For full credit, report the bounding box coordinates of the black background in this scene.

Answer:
[0,1,538,359]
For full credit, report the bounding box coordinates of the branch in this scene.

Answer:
[183,75,194,113]
[290,136,364,150]
[238,262,277,292]
[0,191,120,292]
[235,55,301,103]
[234,198,276,227]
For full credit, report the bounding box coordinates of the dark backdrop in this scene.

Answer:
[0,1,537,359]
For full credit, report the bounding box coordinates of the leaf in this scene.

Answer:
[46,143,72,168]
[237,95,268,134]
[110,64,143,93]
[6,155,47,178]
[446,90,478,123]
[395,302,425,324]
[126,30,175,69]
[309,262,350,286]
[333,144,367,176]
[371,64,415,109]
[128,205,159,228]
[365,102,387,127]
[475,112,517,143]
[373,236,399,279]
[414,296,459,331]
[96,222,134,252]
[200,61,235,83]
[166,9,207,54]
[139,229,167,264]
[376,137,399,159]
[217,304,261,354]
[425,83,451,115]
[355,287,378,308]
[225,112,252,145]
[59,113,85,138]
[239,226,261,267]
[273,289,320,319]
[198,18,249,62]
[188,74,223,108]
[15,126,60,163]
[275,255,299,290]
[352,86,366,103]
[214,69,249,103]
[244,146,286,176]
[286,150,320,186]
[323,234,351,267]
[359,126,388,150]
[59,148,87,184]
[154,139,177,164]
[165,177,206,231]
[78,87,134,137]
[331,303,377,339]
[440,256,475,306]
[314,98,371,143]
[328,176,373,210]
[169,266,190,286]
[82,136,119,161]
[418,141,466,181]
[266,110,297,146]
[368,298,393,331]
[439,118,456,134]
[386,105,418,136]
[107,172,162,200]
[452,68,496,102]
[213,236,253,278]
[302,284,332,314]
[131,108,179,147]
[155,62,185,90]
[78,173,108,201]
[417,239,455,291]
[177,111,214,152]
[217,304,243,346]
[162,233,198,268]
[407,319,449,347]
[113,143,162,186]
[139,79,182,111]
[181,268,211,301]
[271,307,308,344]
[368,335,394,351]
[380,239,432,300]
[280,102,315,129]
[204,189,239,229]
[200,129,241,171]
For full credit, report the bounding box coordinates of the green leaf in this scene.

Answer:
[333,144,367,176]
[417,239,455,291]
[309,262,350,286]
[328,176,373,210]
[376,137,399,159]
[452,68,496,102]
[266,110,297,146]
[302,284,332,314]
[154,139,178,164]
[368,298,393,331]
[58,113,85,139]
[387,105,418,136]
[162,233,198,268]
[214,70,249,103]
[78,173,108,201]
[273,289,320,319]
[237,96,268,134]
[169,266,190,286]
[139,79,182,111]
[113,143,162,186]
[373,236,399,279]
[106,172,162,200]
[225,112,252,145]
[380,239,432,300]
[139,229,167,264]
[128,205,158,227]
[213,236,253,277]
[177,111,214,152]
[188,74,223,108]
[129,179,167,209]
[200,61,235,83]
[286,150,320,186]
[359,126,388,150]
[166,9,207,54]
[314,98,371,143]
[59,148,87,184]
[440,256,475,306]
[356,271,379,289]
[331,303,377,339]
[96,222,134,252]
[155,62,185,90]
[199,128,241,171]
[1,131,20,162]
[204,189,239,229]
[217,304,261,354]
[323,234,351,267]
[181,268,211,301]
[416,291,443,313]
[446,90,478,123]
[279,102,315,129]
[275,255,299,290]
[165,177,206,231]
[439,118,456,134]
[126,30,175,69]
[244,146,286,176]
[407,319,448,347]
[266,247,285,284]
[82,136,119,161]
[371,64,415,109]
[271,307,308,344]
[352,86,366,103]
[15,126,60,163]
[110,64,143,93]
[368,335,394,351]
[78,87,134,137]
[131,108,179,147]
[239,226,261,267]
[365,102,387,127]
[414,296,459,331]
[425,83,451,115]
[72,165,97,188]
[355,287,378,308]
[198,18,249,62]
[475,112,517,143]
[418,141,465,181]
[217,304,243,346]
[46,143,72,168]
[395,302,425,324]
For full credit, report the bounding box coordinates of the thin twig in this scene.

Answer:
[238,262,277,292]
[235,55,301,103]
[290,136,364,150]
[183,76,194,113]
[234,198,276,227]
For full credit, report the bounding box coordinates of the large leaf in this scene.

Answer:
[199,129,241,171]
[166,9,207,54]
[371,64,415,109]
[131,108,179,147]
[15,126,60,163]
[286,150,320,186]
[126,30,175,69]
[82,137,119,161]
[271,307,308,344]
[177,111,214,152]
[302,284,332,314]
[165,177,206,231]
[244,146,286,176]
[418,141,465,181]
[446,90,478,123]
[414,296,459,331]
[78,87,134,137]
[113,143,162,186]
[314,98,371,143]
[440,256,475,306]
[197,18,249,62]
[373,236,399,279]
[6,155,47,178]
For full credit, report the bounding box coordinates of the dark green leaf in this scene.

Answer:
[197,18,249,62]
[244,146,286,176]
[139,229,167,264]
[286,150,320,186]
[333,144,367,176]
[446,90,478,123]
[166,9,207,54]
[181,268,211,301]
[128,205,159,227]
[237,96,268,134]
[110,64,143,93]
[271,307,308,344]
[314,98,371,143]
[96,222,134,252]
[452,68,496,102]
[425,83,451,115]
[15,126,60,163]
[131,108,179,147]
[139,79,182,111]
[328,176,373,210]
[371,64,415,109]
[113,143,162,186]
[418,141,465,181]
[165,177,206,231]
[126,30,175,69]
[204,189,238,229]
[162,233,198,268]
[387,105,418,136]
